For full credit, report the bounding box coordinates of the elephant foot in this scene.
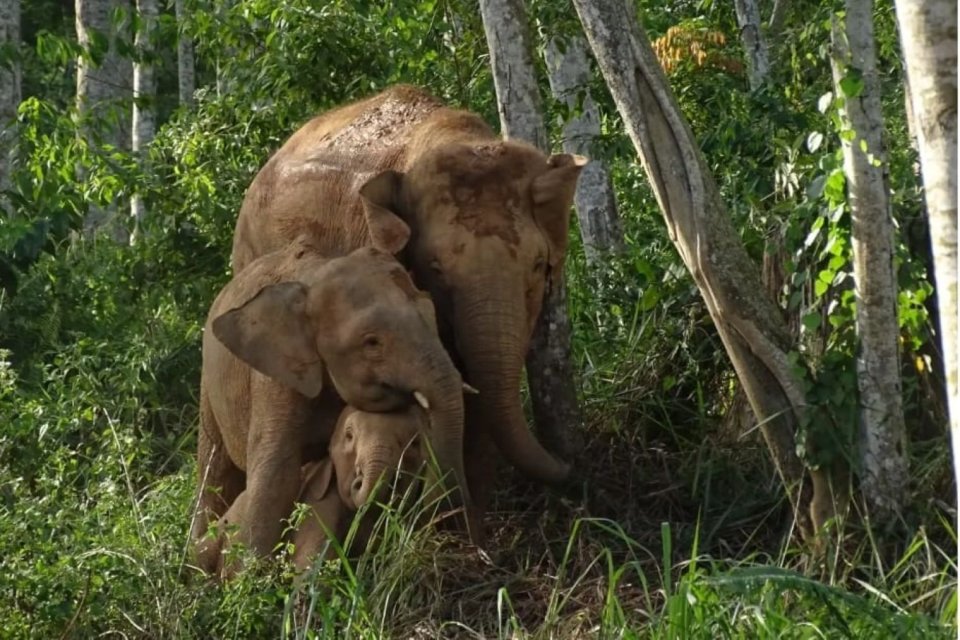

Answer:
[191,532,225,578]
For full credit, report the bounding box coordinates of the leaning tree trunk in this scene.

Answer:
[76,0,132,235]
[573,0,843,538]
[479,0,582,459]
[0,0,20,210]
[175,0,194,107]
[734,0,771,90]
[894,0,958,496]
[831,1,908,519]
[544,34,625,264]
[130,0,157,234]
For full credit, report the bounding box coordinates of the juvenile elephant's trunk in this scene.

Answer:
[409,348,473,511]
[454,283,571,483]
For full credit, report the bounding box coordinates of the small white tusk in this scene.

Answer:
[413,391,430,410]
[462,382,480,395]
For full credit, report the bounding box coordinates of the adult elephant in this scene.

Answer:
[232,84,585,520]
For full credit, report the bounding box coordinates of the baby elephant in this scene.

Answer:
[203,405,427,578]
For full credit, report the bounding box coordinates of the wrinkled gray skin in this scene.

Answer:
[198,406,426,578]
[191,238,467,576]
[230,86,587,537]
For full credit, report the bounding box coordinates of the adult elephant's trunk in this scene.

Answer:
[454,283,571,483]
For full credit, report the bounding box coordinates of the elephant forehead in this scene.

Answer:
[355,408,424,432]
[411,144,550,250]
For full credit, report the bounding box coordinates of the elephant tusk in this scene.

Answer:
[462,382,480,395]
[413,391,430,410]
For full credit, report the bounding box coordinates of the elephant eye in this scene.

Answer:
[345,428,354,442]
[429,259,443,274]
[363,334,382,349]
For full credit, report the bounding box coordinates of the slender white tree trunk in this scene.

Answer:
[734,0,771,89]
[175,0,194,107]
[831,1,908,518]
[544,34,624,263]
[573,0,845,538]
[76,0,132,234]
[479,0,548,148]
[769,0,791,36]
[894,0,958,500]
[131,0,157,231]
[479,0,582,458]
[0,0,20,209]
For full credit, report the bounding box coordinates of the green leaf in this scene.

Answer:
[806,174,826,199]
[802,313,822,332]
[640,287,660,311]
[804,216,824,248]
[839,69,864,98]
[824,170,846,203]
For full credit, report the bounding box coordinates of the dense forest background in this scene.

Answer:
[0,0,955,637]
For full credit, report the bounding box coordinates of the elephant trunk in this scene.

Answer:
[454,284,571,483]
[407,348,472,510]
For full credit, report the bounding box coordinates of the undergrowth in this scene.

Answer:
[0,214,955,639]
[0,317,954,637]
[1,3,955,634]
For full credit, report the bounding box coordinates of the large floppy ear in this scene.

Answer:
[359,170,411,255]
[531,154,588,267]
[299,459,336,504]
[211,281,326,398]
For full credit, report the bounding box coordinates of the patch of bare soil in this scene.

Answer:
[381,421,789,638]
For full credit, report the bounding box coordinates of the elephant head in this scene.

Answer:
[328,405,426,508]
[359,143,586,483]
[210,242,470,509]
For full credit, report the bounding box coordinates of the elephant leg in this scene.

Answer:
[227,378,307,562]
[191,388,245,544]
[235,436,301,560]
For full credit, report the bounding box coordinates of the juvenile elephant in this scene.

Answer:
[192,235,469,572]
[200,405,427,578]
[231,84,586,525]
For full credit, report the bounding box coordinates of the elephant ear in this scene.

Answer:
[415,293,439,336]
[299,459,336,504]
[531,154,588,268]
[360,170,411,255]
[211,281,326,398]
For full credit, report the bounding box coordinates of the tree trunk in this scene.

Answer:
[573,0,843,538]
[894,0,958,497]
[175,0,194,107]
[479,0,548,149]
[734,0,771,89]
[831,2,908,518]
[769,0,791,36]
[76,0,132,235]
[0,0,20,210]
[130,0,157,232]
[479,0,582,459]
[544,34,625,263]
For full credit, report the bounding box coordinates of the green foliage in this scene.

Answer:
[1,0,953,635]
